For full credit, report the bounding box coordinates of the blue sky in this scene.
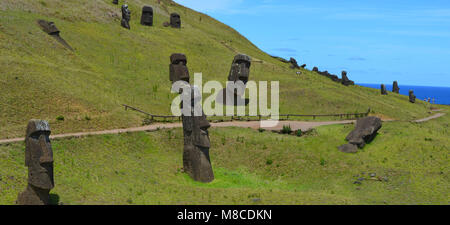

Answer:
[175,0,450,87]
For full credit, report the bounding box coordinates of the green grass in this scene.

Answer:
[1,110,448,205]
[0,0,434,139]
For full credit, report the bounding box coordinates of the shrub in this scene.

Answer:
[295,129,302,137]
[56,115,65,121]
[258,128,265,133]
[281,125,292,134]
[266,159,273,165]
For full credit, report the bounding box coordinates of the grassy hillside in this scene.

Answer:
[1,107,448,205]
[0,0,435,139]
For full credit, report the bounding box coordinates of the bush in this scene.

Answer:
[266,159,273,165]
[295,129,302,137]
[258,128,265,133]
[56,115,65,121]
[281,125,292,134]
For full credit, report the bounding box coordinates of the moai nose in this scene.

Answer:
[39,135,53,164]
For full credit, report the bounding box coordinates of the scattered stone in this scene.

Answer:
[409,90,416,103]
[121,4,131,29]
[370,173,376,177]
[338,144,358,153]
[16,120,54,205]
[163,21,170,27]
[252,198,261,203]
[36,20,73,51]
[170,13,181,28]
[392,81,400,93]
[381,84,388,95]
[140,6,153,26]
[358,177,365,181]
[382,177,389,182]
[112,0,118,4]
[353,181,362,185]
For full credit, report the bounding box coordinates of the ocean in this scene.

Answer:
[358,83,450,105]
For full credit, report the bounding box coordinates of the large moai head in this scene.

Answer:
[228,54,251,84]
[141,6,153,26]
[170,53,190,83]
[25,120,54,190]
[170,13,181,28]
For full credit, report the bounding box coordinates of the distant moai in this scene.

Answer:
[409,90,416,103]
[121,4,131,29]
[312,67,319,72]
[341,71,354,86]
[16,120,54,205]
[169,54,214,183]
[112,0,118,4]
[381,84,388,95]
[170,13,181,28]
[228,54,252,85]
[300,64,306,68]
[392,81,400,93]
[289,57,300,69]
[140,6,153,26]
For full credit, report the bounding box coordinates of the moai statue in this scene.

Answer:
[300,64,306,68]
[312,67,319,72]
[228,54,252,85]
[222,54,252,106]
[121,4,131,29]
[37,20,73,51]
[341,71,354,86]
[112,0,118,4]
[289,57,300,69]
[381,84,388,95]
[392,81,400,93]
[17,120,54,205]
[169,54,214,183]
[409,90,416,103]
[140,6,153,26]
[170,13,181,28]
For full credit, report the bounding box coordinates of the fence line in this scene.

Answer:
[122,104,370,122]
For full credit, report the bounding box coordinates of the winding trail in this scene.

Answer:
[0,112,445,145]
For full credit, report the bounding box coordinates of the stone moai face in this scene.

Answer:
[409,90,416,103]
[381,84,387,95]
[228,54,251,84]
[170,53,190,83]
[25,120,54,190]
[141,6,153,26]
[393,81,400,93]
[170,13,181,28]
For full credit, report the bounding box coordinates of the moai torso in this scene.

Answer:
[392,81,400,93]
[141,6,153,26]
[17,120,54,205]
[381,84,388,95]
[409,90,416,103]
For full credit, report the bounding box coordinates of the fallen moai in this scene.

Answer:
[339,116,382,153]
[17,120,55,205]
[37,20,73,51]
[341,71,355,86]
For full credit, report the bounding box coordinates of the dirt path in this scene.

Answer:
[0,112,445,145]
[413,113,446,123]
[0,120,355,145]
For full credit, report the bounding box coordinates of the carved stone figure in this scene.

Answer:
[392,81,400,93]
[312,67,319,72]
[170,13,181,28]
[341,71,354,86]
[381,84,388,95]
[169,54,214,183]
[121,4,131,29]
[409,90,416,103]
[289,57,300,69]
[228,54,251,84]
[338,117,382,153]
[16,120,54,205]
[170,53,190,83]
[141,6,153,26]
[37,20,73,51]
[300,64,306,68]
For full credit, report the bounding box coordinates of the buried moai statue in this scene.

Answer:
[16,120,54,205]
[170,13,181,28]
[121,4,131,29]
[392,81,400,93]
[381,84,388,95]
[219,54,252,106]
[228,54,252,84]
[169,54,214,183]
[409,90,416,103]
[140,6,153,26]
